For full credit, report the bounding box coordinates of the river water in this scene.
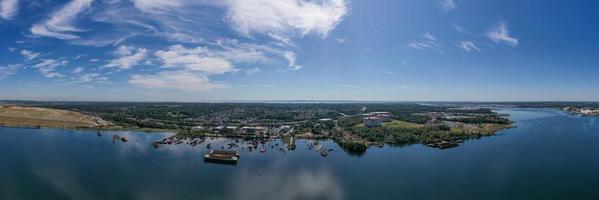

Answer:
[1,109,599,200]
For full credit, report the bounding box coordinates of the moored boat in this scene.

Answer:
[204,150,239,164]
[320,149,328,157]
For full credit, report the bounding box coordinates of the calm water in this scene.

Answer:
[2,109,599,200]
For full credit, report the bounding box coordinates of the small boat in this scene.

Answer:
[97,131,102,137]
[378,143,384,148]
[260,147,266,153]
[112,135,120,143]
[120,137,128,143]
[204,150,239,165]
[320,149,328,157]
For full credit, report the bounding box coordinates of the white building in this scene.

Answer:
[363,117,383,127]
[365,112,393,122]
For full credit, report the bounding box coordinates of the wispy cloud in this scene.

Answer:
[441,0,456,12]
[0,0,18,20]
[331,83,360,88]
[422,32,437,41]
[33,59,66,78]
[457,41,481,52]
[11,0,349,95]
[486,21,519,47]
[245,67,260,75]
[395,84,411,89]
[72,67,83,74]
[0,64,22,79]
[407,32,444,53]
[237,84,276,88]
[131,0,184,13]
[134,42,280,92]
[284,51,302,71]
[453,25,467,34]
[130,70,224,92]
[382,70,395,75]
[103,45,148,70]
[154,44,265,75]
[225,0,348,37]
[20,49,40,61]
[30,0,93,40]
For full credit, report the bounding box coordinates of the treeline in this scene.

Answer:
[350,125,500,145]
[445,115,510,124]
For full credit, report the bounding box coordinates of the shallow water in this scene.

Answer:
[1,109,599,200]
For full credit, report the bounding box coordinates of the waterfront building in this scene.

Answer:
[363,116,383,127]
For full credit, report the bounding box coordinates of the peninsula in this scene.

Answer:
[0,101,514,152]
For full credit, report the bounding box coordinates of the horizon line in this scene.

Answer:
[2,99,599,104]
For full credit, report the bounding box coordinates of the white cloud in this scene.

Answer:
[441,0,456,12]
[0,64,22,79]
[131,0,184,13]
[130,70,224,92]
[284,51,302,71]
[457,41,481,52]
[78,73,108,83]
[382,70,394,75]
[73,67,83,74]
[0,0,18,20]
[103,45,148,70]
[154,44,269,75]
[486,22,519,47]
[139,42,285,92]
[225,0,348,37]
[237,83,276,88]
[422,32,437,41]
[395,84,410,89]
[453,25,467,34]
[245,67,260,75]
[30,0,93,40]
[267,32,294,46]
[20,49,40,61]
[407,32,444,53]
[331,83,359,88]
[33,59,66,78]
[155,45,236,75]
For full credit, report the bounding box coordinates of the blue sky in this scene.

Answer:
[0,0,598,101]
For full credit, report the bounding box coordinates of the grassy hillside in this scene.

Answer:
[0,106,110,129]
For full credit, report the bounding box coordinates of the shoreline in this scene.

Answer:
[0,122,514,155]
[0,124,177,133]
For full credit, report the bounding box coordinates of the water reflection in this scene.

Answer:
[35,168,92,200]
[228,164,343,200]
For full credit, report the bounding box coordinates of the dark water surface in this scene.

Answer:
[2,109,599,200]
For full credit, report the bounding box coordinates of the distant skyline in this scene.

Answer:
[1,0,599,102]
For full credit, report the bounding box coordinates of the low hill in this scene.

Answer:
[0,105,110,129]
